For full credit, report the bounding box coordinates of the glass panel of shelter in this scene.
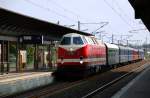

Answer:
[9,41,17,72]
[0,39,58,73]
[37,45,49,70]
[37,41,58,71]
[0,41,9,74]
[19,43,56,71]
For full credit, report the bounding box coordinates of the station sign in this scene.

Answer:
[19,35,43,44]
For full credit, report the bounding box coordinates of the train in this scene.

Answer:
[55,33,144,77]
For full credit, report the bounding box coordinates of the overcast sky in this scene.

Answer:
[0,0,149,45]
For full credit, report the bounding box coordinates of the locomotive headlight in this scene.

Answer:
[61,61,64,64]
[80,56,83,64]
[70,48,73,51]
[61,57,64,64]
[80,60,83,64]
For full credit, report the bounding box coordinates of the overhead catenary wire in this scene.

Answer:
[24,0,78,23]
[103,0,149,45]
[113,0,149,36]
[46,0,80,19]
[103,0,133,28]
[92,22,109,33]
[113,0,136,24]
[46,0,94,24]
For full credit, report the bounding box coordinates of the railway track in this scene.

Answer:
[4,60,149,98]
[81,63,149,98]
[47,60,148,98]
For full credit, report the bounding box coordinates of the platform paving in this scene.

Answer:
[112,63,150,98]
[0,72,54,97]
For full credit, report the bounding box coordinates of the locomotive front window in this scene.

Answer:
[73,37,84,45]
[60,37,71,45]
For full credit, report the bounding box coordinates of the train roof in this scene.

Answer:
[105,43,119,49]
[118,45,130,50]
[63,33,83,37]
[132,48,139,51]
[128,47,134,51]
[138,49,144,52]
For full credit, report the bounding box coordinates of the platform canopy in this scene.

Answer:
[129,0,150,31]
[0,8,92,41]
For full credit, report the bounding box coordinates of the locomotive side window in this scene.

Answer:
[84,37,94,44]
[91,38,97,44]
[89,37,95,44]
[84,37,90,44]
[60,37,71,45]
[82,36,88,44]
[73,37,84,45]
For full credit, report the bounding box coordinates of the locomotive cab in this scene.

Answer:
[60,33,85,46]
[58,33,87,66]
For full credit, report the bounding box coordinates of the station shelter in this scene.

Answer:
[0,8,92,73]
[17,35,58,71]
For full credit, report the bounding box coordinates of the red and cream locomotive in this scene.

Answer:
[56,33,106,77]
[55,33,144,77]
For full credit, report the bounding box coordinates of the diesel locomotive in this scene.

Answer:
[55,33,144,77]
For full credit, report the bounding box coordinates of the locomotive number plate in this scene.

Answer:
[67,51,76,55]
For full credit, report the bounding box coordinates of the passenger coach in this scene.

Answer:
[119,46,129,64]
[105,43,119,66]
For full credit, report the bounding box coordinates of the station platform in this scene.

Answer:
[0,71,54,97]
[112,63,150,98]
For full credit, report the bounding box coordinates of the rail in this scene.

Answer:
[81,63,149,98]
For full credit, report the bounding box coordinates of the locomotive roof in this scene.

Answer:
[63,33,84,37]
[105,43,119,49]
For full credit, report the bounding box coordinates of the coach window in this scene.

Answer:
[73,37,84,45]
[60,37,71,45]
